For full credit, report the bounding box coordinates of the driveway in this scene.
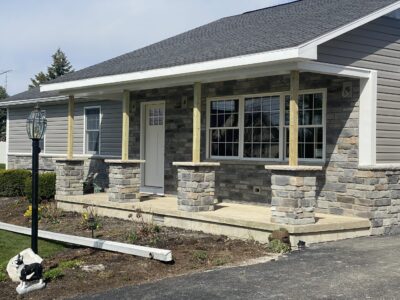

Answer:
[75,235,400,300]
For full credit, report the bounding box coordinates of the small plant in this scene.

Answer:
[23,205,43,220]
[44,267,64,281]
[212,257,230,266]
[59,259,83,269]
[267,239,291,253]
[44,259,84,282]
[81,205,101,237]
[41,202,63,224]
[126,209,163,246]
[192,250,208,263]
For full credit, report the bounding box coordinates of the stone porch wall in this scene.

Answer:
[7,154,109,189]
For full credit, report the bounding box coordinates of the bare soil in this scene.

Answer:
[0,197,272,300]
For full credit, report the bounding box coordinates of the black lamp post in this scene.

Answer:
[26,104,47,254]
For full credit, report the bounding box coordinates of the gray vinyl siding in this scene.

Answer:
[8,100,122,157]
[317,16,400,163]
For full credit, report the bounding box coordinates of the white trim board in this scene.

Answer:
[41,48,315,92]
[0,221,172,262]
[5,108,9,169]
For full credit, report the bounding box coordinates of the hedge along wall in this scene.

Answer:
[0,170,31,197]
[0,170,56,200]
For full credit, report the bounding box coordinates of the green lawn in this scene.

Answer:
[0,230,65,280]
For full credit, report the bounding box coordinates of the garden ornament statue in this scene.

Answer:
[6,248,46,295]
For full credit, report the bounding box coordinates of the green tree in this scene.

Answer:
[29,48,74,89]
[0,86,8,141]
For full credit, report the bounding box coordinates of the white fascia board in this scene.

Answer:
[41,47,316,92]
[299,0,400,52]
[298,61,372,78]
[0,95,68,107]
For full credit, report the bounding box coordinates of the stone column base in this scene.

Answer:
[105,160,144,202]
[266,166,322,225]
[55,159,85,196]
[173,162,220,212]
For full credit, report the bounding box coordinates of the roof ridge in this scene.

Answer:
[242,0,300,15]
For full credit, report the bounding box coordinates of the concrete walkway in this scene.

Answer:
[74,235,400,300]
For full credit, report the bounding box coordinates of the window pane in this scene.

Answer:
[303,94,312,109]
[271,144,279,158]
[244,95,281,159]
[304,128,314,143]
[314,109,322,125]
[271,127,279,143]
[244,143,252,158]
[87,131,99,153]
[314,93,323,109]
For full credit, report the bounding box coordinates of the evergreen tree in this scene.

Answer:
[29,71,48,89]
[0,86,8,141]
[29,48,74,89]
[47,48,74,80]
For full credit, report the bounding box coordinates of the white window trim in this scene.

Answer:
[206,89,327,162]
[83,106,102,155]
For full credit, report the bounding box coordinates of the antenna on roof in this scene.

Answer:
[0,69,12,91]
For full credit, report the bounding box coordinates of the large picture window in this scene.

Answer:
[85,107,101,155]
[207,90,326,161]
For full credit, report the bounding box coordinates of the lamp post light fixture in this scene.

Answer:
[26,104,47,254]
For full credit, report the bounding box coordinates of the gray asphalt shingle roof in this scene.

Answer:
[3,87,62,102]
[46,0,399,85]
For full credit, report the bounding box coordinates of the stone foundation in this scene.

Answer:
[106,160,143,202]
[174,162,219,212]
[269,167,322,225]
[55,159,85,196]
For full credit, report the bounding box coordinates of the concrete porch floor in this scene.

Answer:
[55,193,371,245]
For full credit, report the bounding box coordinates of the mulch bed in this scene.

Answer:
[0,197,272,300]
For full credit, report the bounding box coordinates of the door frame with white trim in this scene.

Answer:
[140,100,166,195]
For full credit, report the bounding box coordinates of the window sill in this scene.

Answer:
[264,165,323,171]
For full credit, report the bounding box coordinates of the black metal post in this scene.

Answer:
[31,139,41,254]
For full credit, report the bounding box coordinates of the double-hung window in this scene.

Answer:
[207,90,326,161]
[85,107,101,155]
[284,92,325,160]
[209,99,240,157]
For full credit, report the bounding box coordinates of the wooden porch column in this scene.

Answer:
[122,90,130,161]
[192,82,201,163]
[67,95,74,160]
[289,70,299,166]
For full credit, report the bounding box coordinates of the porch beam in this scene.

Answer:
[192,82,201,163]
[67,95,74,160]
[289,70,299,166]
[122,90,130,161]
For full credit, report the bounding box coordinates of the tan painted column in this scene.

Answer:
[192,82,201,163]
[122,90,130,161]
[289,71,299,166]
[67,95,75,160]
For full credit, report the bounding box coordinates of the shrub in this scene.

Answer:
[24,172,56,202]
[267,239,291,253]
[0,169,31,197]
[0,163,5,170]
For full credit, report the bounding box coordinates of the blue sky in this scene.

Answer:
[0,0,292,96]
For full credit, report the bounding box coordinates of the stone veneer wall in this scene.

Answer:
[7,154,109,189]
[128,73,361,206]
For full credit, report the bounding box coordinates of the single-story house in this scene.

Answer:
[3,0,400,240]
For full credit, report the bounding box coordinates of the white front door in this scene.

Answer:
[142,102,165,194]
